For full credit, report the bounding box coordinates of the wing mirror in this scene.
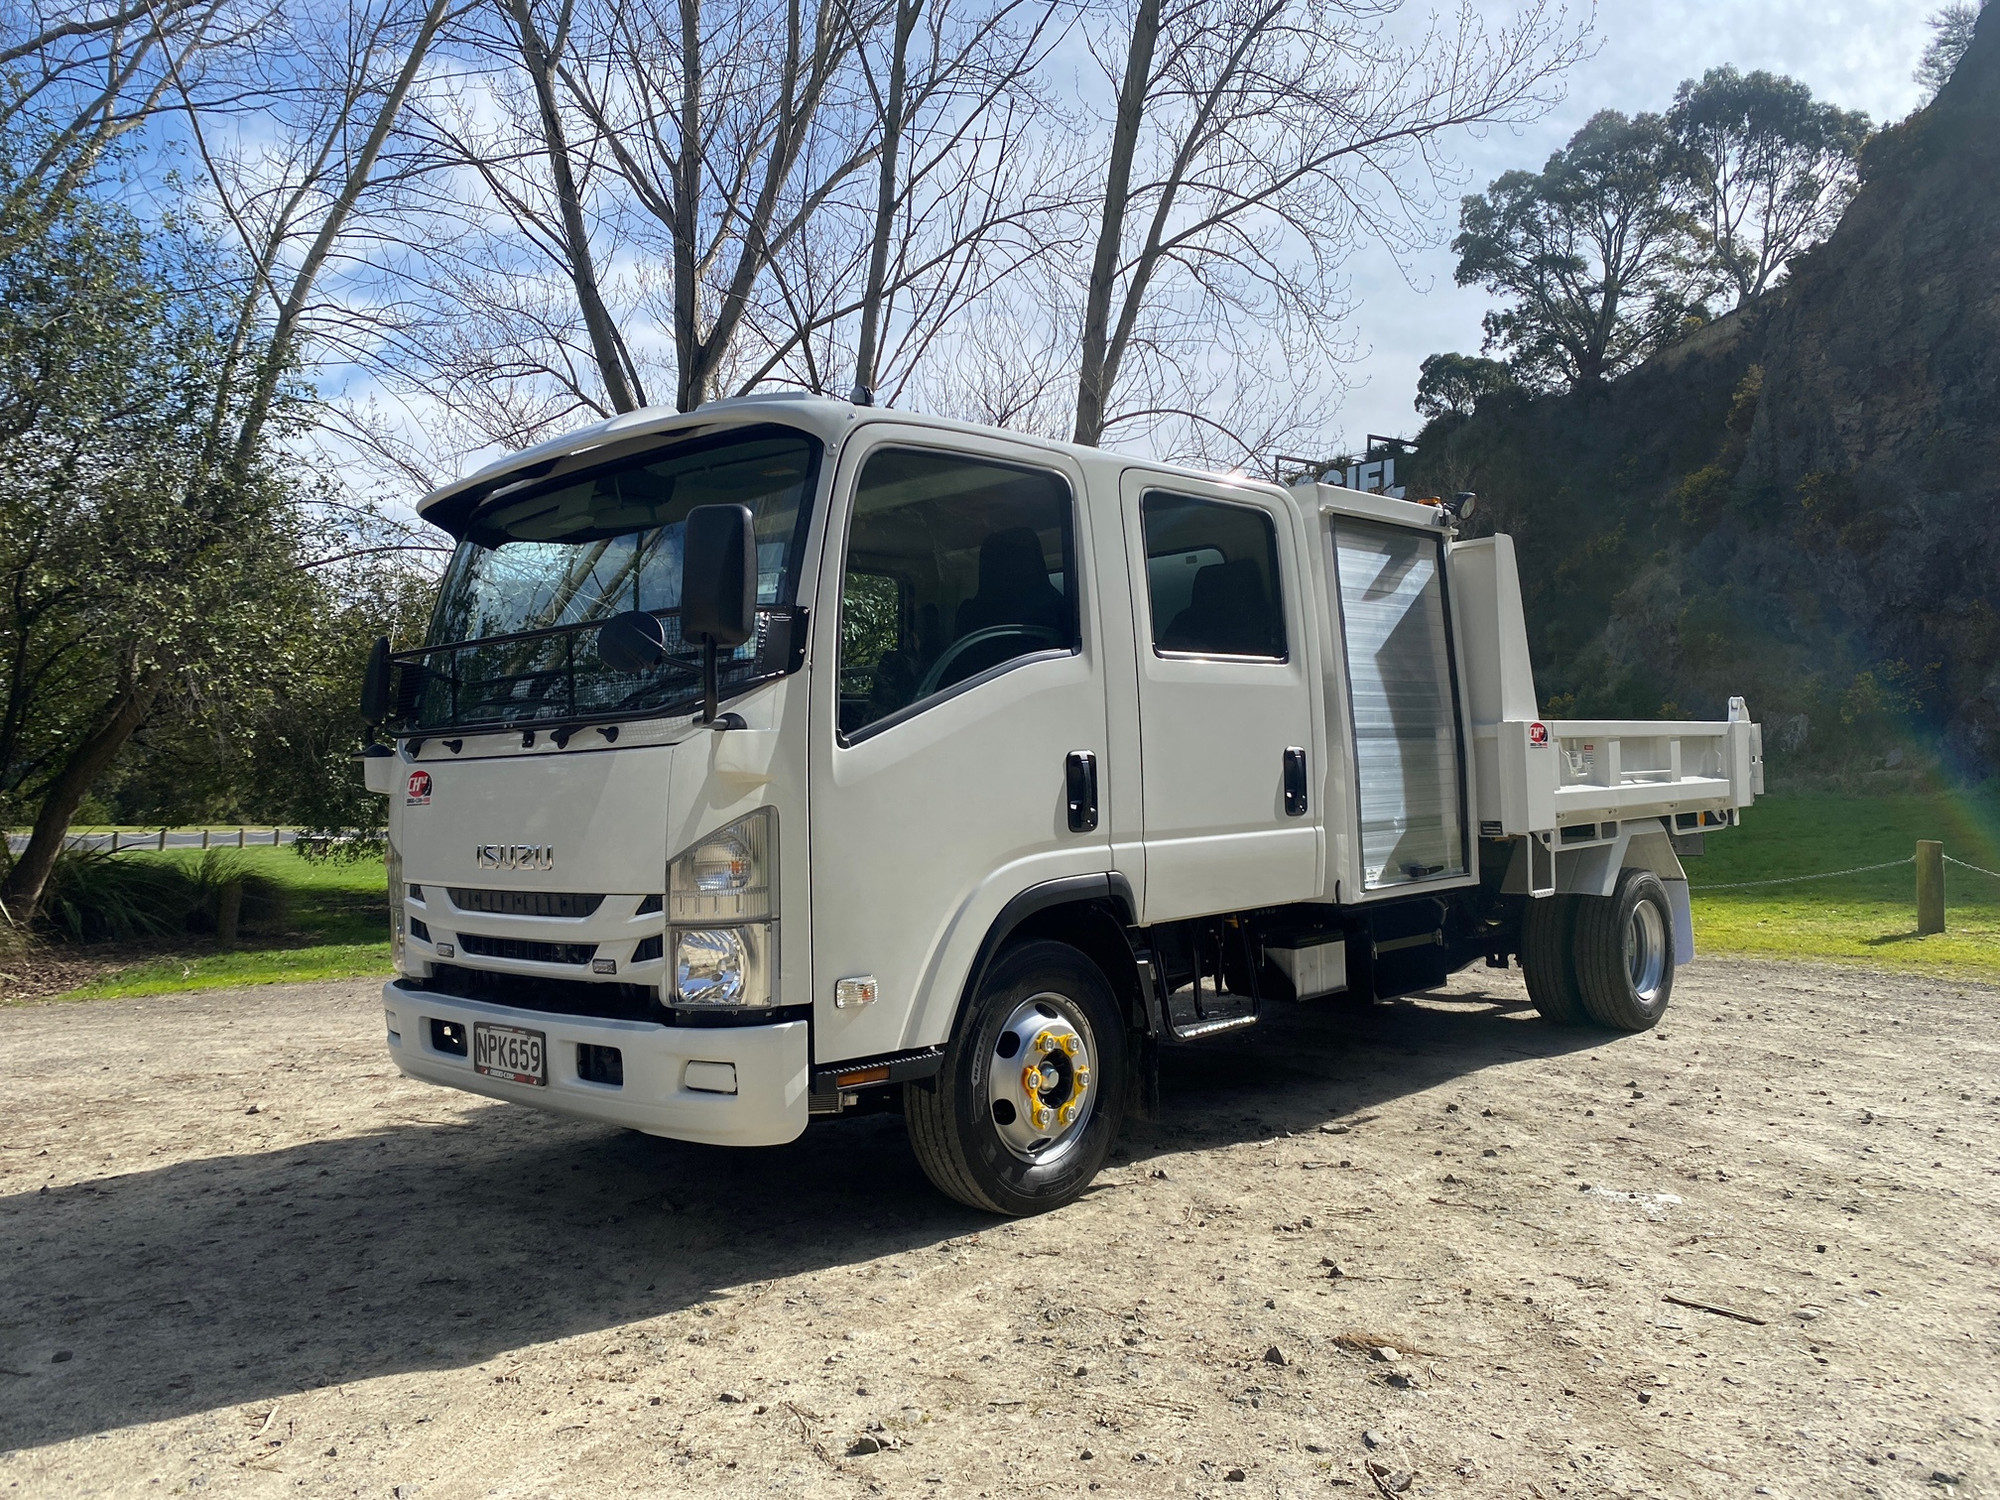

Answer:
[681,504,757,723]
[596,610,670,672]
[360,636,392,731]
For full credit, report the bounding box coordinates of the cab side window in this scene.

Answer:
[839,448,1077,738]
[1140,491,1287,659]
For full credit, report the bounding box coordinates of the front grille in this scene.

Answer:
[404,966,665,1024]
[457,933,597,965]
[632,934,664,963]
[448,887,604,918]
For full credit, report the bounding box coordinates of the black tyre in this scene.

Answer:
[1520,894,1588,1023]
[905,939,1128,1216]
[1573,867,1676,1032]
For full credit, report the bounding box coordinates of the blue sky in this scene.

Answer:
[1330,0,1939,448]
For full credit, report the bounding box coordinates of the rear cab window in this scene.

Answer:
[1139,491,1288,659]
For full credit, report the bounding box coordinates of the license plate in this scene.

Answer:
[473,1022,546,1086]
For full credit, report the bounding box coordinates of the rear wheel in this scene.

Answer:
[1520,894,1588,1023]
[905,939,1127,1216]
[1574,868,1675,1032]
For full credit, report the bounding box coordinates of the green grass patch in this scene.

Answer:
[1691,789,2000,981]
[51,846,390,1000]
[57,941,393,999]
[33,791,2000,999]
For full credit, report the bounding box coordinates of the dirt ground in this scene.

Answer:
[1,959,1995,1500]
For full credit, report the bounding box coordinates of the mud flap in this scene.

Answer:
[1664,878,1695,966]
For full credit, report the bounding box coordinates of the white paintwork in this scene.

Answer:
[394,741,676,896]
[1117,467,1321,921]
[805,424,1113,1060]
[375,395,1761,1145]
[383,986,807,1145]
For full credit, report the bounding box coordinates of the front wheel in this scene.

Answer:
[1573,868,1676,1031]
[905,939,1127,1215]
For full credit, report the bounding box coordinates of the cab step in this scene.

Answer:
[1164,987,1258,1042]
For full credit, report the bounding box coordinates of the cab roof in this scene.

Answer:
[414,391,1446,538]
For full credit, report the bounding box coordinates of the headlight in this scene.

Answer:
[667,809,777,1008]
[674,924,776,1007]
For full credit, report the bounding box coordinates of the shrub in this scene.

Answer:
[33,847,288,944]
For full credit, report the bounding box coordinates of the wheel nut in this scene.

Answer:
[1034,1030,1056,1053]
[1058,1033,1081,1056]
[1021,1064,1043,1096]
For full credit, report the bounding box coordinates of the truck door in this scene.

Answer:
[1121,474,1320,920]
[808,429,1113,1063]
[1326,516,1469,892]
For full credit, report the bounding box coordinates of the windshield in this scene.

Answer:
[402,425,820,731]
[432,425,817,642]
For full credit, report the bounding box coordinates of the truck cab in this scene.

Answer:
[364,394,1762,1214]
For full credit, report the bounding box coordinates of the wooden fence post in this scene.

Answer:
[1916,840,1945,935]
[157,827,167,851]
[218,880,243,947]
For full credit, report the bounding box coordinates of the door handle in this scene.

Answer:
[1065,750,1099,833]
[1283,746,1309,817]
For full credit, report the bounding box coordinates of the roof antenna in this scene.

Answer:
[849,382,875,407]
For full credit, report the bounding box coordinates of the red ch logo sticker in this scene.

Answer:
[406,770,432,803]
[1528,722,1549,747]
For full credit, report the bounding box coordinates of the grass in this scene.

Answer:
[25,788,2000,1001]
[1691,788,2000,982]
[50,846,390,1000]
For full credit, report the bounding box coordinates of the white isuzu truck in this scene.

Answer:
[360,394,1763,1215]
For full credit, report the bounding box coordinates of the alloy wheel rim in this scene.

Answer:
[987,992,1097,1164]
[1626,898,1668,1002]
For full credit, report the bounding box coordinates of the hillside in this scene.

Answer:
[1408,5,2000,778]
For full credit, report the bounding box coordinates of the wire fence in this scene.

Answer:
[1690,857,1916,892]
[1692,852,2000,892]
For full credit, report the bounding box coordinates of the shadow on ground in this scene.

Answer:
[0,975,1602,1450]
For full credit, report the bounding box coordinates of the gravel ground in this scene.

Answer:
[1,959,1995,1499]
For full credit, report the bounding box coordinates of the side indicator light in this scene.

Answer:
[834,1065,891,1089]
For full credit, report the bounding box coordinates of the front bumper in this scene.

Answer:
[382,982,809,1146]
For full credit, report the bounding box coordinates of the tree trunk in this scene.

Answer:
[230,0,454,474]
[853,0,921,401]
[0,675,158,916]
[672,0,706,412]
[504,0,643,413]
[1072,0,1159,448]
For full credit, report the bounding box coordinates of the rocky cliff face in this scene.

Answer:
[1738,3,2000,768]
[1410,7,2000,775]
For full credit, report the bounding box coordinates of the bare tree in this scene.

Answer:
[1068,0,1589,454]
[0,0,250,251]
[495,0,645,411]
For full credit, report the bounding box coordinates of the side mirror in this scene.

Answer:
[682,504,757,648]
[360,636,393,726]
[597,610,670,672]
